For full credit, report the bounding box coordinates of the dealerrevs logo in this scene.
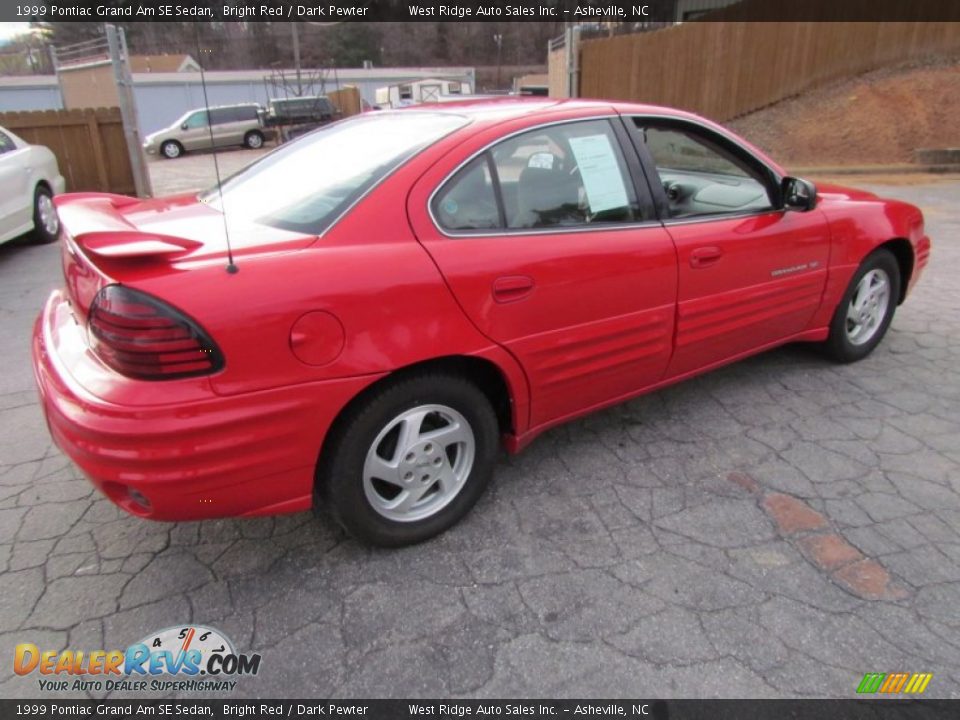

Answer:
[14,625,261,693]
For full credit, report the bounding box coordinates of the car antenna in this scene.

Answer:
[194,25,238,274]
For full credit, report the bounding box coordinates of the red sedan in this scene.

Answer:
[32,99,930,546]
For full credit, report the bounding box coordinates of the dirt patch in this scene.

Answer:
[729,55,960,167]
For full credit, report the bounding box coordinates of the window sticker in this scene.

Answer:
[567,134,629,214]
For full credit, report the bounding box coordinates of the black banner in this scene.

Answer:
[5,0,960,24]
[2,700,959,719]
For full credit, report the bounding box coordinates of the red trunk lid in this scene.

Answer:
[54,192,316,322]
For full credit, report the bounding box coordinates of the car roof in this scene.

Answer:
[386,97,784,178]
[409,96,703,123]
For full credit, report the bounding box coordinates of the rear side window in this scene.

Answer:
[432,157,500,231]
[433,119,644,233]
[210,107,253,124]
[209,108,231,125]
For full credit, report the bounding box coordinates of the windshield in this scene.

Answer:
[200,112,468,235]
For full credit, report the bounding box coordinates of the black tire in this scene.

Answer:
[317,372,499,547]
[31,185,59,245]
[243,131,265,149]
[822,249,901,363]
[160,140,183,159]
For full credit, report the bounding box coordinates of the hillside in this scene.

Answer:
[728,56,960,167]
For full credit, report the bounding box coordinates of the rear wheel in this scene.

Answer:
[243,131,264,149]
[160,140,183,159]
[823,249,900,363]
[31,186,59,245]
[317,373,499,547]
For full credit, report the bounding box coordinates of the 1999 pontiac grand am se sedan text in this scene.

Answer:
[32,99,930,546]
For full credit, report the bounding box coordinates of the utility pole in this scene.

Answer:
[493,32,503,90]
[291,22,302,96]
[105,24,151,197]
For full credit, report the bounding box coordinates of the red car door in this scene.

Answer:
[629,118,831,378]
[408,117,678,430]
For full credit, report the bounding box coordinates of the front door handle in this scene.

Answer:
[492,275,534,303]
[690,246,723,268]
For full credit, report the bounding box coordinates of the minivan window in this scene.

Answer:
[183,111,208,129]
[202,111,468,235]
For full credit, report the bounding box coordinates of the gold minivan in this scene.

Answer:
[143,104,265,159]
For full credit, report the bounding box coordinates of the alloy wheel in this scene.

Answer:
[845,268,891,346]
[362,404,475,523]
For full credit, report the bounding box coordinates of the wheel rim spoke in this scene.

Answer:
[393,411,428,463]
[420,421,470,449]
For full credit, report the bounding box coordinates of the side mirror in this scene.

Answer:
[180,123,189,130]
[782,176,817,212]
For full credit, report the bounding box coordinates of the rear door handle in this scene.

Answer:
[690,246,723,268]
[492,275,534,303]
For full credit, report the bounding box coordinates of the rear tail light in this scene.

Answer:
[88,285,223,379]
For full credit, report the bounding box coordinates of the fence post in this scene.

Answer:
[105,24,151,198]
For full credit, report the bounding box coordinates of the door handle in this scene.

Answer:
[690,246,723,268]
[492,275,534,303]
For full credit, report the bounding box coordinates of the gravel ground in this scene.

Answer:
[0,165,958,699]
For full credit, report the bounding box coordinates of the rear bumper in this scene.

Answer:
[32,290,380,520]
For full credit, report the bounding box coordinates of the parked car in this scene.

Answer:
[142,103,265,159]
[33,99,930,546]
[265,95,337,125]
[263,95,339,142]
[0,126,65,245]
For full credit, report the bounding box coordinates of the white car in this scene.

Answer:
[0,126,66,245]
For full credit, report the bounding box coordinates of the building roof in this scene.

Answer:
[129,54,201,73]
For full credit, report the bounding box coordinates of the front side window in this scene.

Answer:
[638,122,774,219]
[183,111,208,129]
[202,111,467,235]
[432,119,643,233]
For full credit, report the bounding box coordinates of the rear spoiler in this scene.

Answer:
[54,194,201,259]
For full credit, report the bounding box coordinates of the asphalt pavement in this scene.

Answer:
[0,158,958,699]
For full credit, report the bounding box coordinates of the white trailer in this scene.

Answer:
[374,78,472,108]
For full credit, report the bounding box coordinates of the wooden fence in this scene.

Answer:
[0,107,136,195]
[577,14,960,122]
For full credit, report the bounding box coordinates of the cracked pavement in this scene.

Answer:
[1,170,958,699]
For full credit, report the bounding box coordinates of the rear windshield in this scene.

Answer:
[200,112,467,235]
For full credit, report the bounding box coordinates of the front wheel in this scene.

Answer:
[317,373,499,547]
[160,140,183,159]
[822,249,901,363]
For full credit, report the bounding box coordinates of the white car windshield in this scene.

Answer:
[200,112,468,234]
